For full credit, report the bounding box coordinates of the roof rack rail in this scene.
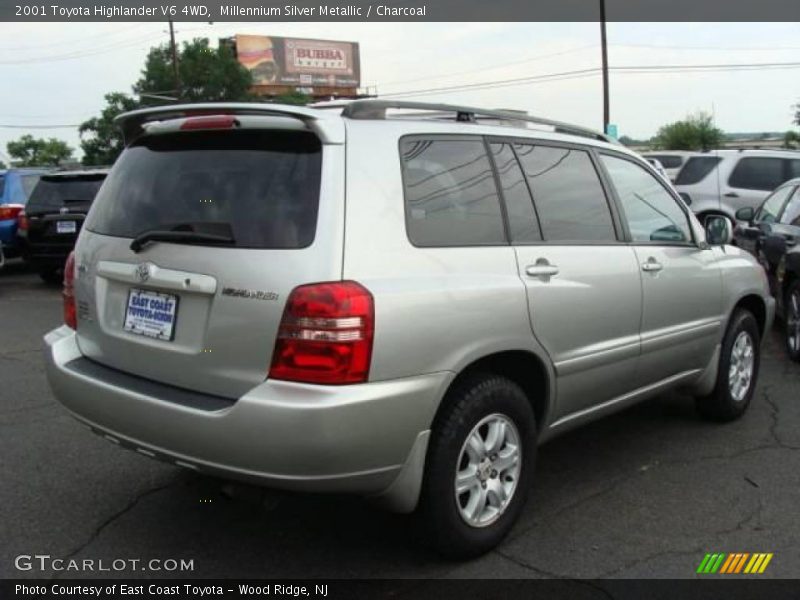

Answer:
[340,100,616,144]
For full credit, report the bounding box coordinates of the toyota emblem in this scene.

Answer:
[136,263,151,282]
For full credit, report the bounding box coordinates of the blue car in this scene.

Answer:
[0,168,48,261]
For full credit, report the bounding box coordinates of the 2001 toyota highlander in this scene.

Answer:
[44,100,775,557]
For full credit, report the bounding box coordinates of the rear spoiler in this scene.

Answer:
[114,103,345,146]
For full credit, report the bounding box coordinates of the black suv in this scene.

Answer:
[733,177,800,361]
[19,169,108,283]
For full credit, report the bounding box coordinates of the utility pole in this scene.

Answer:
[168,18,181,100]
[599,0,610,134]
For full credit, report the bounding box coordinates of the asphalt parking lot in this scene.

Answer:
[2,260,799,581]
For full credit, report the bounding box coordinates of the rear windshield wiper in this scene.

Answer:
[130,230,235,253]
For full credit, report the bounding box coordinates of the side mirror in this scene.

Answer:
[735,207,755,223]
[705,215,734,246]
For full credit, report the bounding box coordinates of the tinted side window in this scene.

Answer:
[728,157,786,191]
[514,144,616,242]
[601,155,691,243]
[489,142,540,242]
[755,185,794,224]
[0,175,5,197]
[674,156,721,185]
[779,188,800,227]
[401,138,506,247]
[790,160,800,179]
[648,155,683,169]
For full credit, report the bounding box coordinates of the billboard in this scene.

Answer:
[235,35,360,90]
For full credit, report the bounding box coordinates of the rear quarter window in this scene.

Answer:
[674,156,721,185]
[648,155,683,169]
[400,137,506,247]
[85,130,322,249]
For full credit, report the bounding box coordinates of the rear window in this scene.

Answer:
[674,156,721,185]
[0,175,5,197]
[647,155,683,169]
[85,130,322,249]
[728,157,786,191]
[27,175,106,211]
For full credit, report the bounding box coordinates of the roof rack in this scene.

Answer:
[340,100,616,144]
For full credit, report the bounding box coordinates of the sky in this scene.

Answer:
[0,21,799,162]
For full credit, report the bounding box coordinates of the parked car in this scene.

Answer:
[644,157,669,180]
[18,169,108,283]
[0,167,48,259]
[44,101,774,558]
[674,149,800,224]
[733,178,800,361]
[642,151,697,181]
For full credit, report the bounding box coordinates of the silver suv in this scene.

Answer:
[674,149,800,222]
[44,101,774,558]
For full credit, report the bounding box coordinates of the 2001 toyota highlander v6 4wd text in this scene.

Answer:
[44,100,775,558]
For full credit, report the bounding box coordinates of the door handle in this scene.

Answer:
[526,263,559,278]
[641,258,663,273]
[723,192,739,198]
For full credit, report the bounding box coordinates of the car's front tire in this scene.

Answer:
[696,309,760,421]
[419,373,536,559]
[785,279,800,362]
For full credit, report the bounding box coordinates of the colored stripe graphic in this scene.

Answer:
[758,553,773,573]
[718,553,735,573]
[700,553,773,574]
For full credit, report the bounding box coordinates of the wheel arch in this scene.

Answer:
[432,350,553,435]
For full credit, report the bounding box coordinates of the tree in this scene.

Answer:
[784,131,800,149]
[80,38,255,165]
[133,38,253,103]
[79,92,139,166]
[271,91,313,106]
[7,135,73,166]
[794,101,799,126]
[650,112,723,151]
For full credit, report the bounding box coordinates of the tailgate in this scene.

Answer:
[73,127,344,398]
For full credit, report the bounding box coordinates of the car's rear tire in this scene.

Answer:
[418,373,536,559]
[696,309,760,421]
[38,266,62,285]
[785,279,800,362]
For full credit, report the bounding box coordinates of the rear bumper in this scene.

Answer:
[44,326,449,501]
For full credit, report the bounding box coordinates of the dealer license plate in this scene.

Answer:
[123,288,179,341]
[56,221,76,234]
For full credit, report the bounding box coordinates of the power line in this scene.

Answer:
[380,61,800,98]
[373,45,598,89]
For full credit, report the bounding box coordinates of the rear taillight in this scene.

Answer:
[0,203,24,221]
[17,210,28,232]
[269,281,374,385]
[63,251,77,329]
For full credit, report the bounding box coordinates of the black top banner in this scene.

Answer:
[2,0,800,22]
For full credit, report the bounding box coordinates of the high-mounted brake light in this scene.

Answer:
[63,251,77,329]
[269,281,374,385]
[180,115,238,130]
[0,203,24,221]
